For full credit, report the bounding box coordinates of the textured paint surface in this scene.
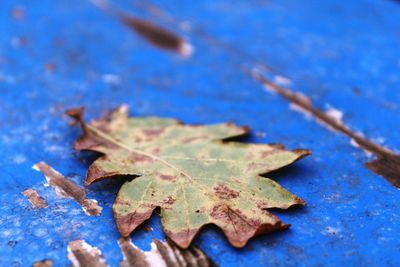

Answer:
[1,0,400,266]
[68,106,308,248]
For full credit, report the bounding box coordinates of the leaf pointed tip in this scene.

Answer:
[294,196,306,206]
[293,149,312,158]
[165,229,199,249]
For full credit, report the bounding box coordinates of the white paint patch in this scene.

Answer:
[273,75,292,86]
[12,154,26,164]
[291,104,348,133]
[324,226,341,236]
[145,242,168,267]
[102,74,121,86]
[325,106,344,125]
[45,145,65,153]
[179,41,194,58]
[32,164,40,172]
[350,137,373,157]
[119,104,129,114]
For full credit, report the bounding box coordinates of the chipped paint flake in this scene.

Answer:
[325,107,344,125]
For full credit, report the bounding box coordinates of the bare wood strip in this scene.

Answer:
[22,188,47,208]
[33,162,102,215]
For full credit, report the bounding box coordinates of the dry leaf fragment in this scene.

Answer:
[67,106,310,248]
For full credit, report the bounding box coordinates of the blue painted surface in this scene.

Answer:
[1,0,400,266]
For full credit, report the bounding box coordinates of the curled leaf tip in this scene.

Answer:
[65,106,85,121]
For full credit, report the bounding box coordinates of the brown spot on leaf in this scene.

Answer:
[214,183,239,200]
[162,196,176,205]
[142,128,164,137]
[182,136,208,144]
[130,154,154,163]
[22,188,47,208]
[151,147,161,155]
[160,174,177,181]
[210,204,288,247]
[268,144,285,149]
[260,150,279,158]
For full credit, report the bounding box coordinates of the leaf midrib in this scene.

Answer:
[87,124,194,181]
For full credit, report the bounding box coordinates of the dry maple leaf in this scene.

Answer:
[67,105,310,248]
